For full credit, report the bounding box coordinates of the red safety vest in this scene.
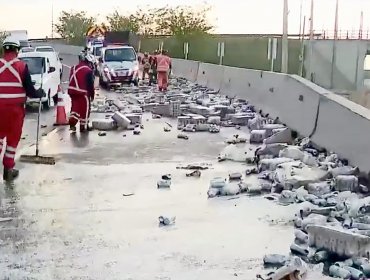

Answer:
[0,53,27,105]
[68,62,91,96]
[156,55,171,72]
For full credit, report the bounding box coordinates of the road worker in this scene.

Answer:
[141,52,151,81]
[148,50,158,86]
[156,49,171,91]
[68,51,95,133]
[0,36,45,182]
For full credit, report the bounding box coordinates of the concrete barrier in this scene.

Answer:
[312,92,370,171]
[171,59,199,82]
[219,67,320,137]
[170,58,370,172]
[196,63,224,91]
[53,44,370,172]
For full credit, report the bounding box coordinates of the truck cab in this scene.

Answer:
[98,45,139,88]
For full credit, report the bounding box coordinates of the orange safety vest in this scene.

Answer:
[0,53,27,105]
[156,54,171,72]
[68,62,91,96]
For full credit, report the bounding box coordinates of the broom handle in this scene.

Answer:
[36,58,45,157]
[36,98,41,157]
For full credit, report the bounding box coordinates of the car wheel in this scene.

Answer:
[42,91,51,110]
[133,79,139,87]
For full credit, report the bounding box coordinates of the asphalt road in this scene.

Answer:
[1,53,330,279]
[19,54,76,153]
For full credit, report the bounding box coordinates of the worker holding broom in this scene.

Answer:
[0,37,45,182]
[68,51,95,133]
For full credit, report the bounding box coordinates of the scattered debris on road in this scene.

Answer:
[122,193,135,197]
[186,170,201,177]
[158,216,176,226]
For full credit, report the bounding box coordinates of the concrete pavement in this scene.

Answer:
[0,53,333,279]
[18,55,74,157]
[2,111,300,279]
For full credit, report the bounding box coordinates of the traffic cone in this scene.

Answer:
[53,85,69,126]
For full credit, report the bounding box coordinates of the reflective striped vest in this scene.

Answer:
[0,53,27,105]
[68,62,91,96]
[156,55,171,72]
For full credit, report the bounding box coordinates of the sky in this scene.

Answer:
[0,0,370,38]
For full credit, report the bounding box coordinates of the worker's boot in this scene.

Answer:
[80,125,92,133]
[70,125,77,133]
[3,168,19,182]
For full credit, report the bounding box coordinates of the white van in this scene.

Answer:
[34,45,64,79]
[18,52,61,109]
[98,45,139,88]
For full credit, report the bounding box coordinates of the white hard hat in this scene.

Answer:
[2,36,20,50]
[79,51,94,64]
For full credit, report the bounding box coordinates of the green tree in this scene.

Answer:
[126,5,213,37]
[55,11,96,45]
[155,5,213,37]
[131,7,158,36]
[106,10,139,32]
[0,31,8,56]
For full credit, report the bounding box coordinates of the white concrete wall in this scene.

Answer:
[312,93,370,171]
[171,59,199,82]
[53,43,370,172]
[197,63,319,138]
[304,40,370,91]
[196,63,224,91]
[170,57,370,172]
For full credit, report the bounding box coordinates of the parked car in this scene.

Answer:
[19,47,35,53]
[20,41,31,49]
[33,45,64,79]
[97,45,139,88]
[34,46,56,53]
[19,51,61,109]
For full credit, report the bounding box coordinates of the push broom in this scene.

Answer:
[20,58,56,165]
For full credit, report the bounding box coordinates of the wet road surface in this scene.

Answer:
[0,54,331,279]
[19,54,74,153]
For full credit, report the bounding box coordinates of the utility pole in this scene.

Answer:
[359,10,364,39]
[334,0,339,40]
[330,0,339,89]
[281,0,289,74]
[299,0,303,39]
[299,16,306,77]
[51,1,54,39]
[309,0,314,40]
[308,0,314,81]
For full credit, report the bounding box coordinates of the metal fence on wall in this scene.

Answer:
[315,29,370,40]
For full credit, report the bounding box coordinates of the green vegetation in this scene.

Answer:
[55,6,302,74]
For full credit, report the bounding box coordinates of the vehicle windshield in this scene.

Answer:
[20,40,30,48]
[104,48,136,62]
[21,47,34,53]
[94,46,102,57]
[19,57,45,75]
[37,47,54,52]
